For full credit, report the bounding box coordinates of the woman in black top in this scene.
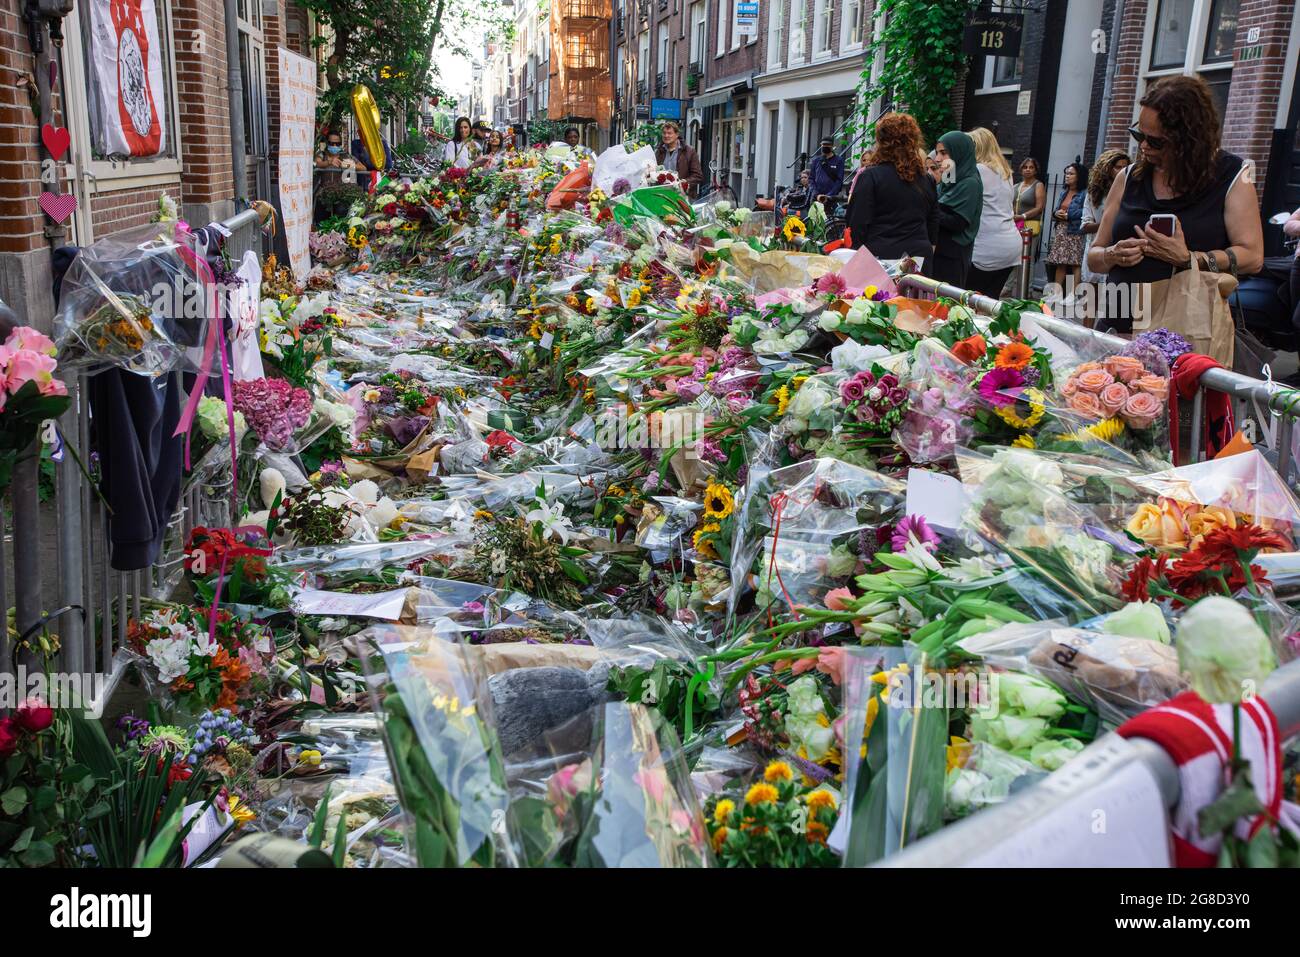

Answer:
[847,112,937,260]
[1087,74,1263,334]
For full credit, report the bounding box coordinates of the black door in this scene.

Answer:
[1265,63,1300,255]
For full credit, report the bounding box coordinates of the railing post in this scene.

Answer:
[1018,227,1031,299]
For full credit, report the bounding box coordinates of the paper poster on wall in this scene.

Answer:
[278,48,318,281]
[88,0,166,157]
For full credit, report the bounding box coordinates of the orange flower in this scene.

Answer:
[994,342,1035,370]
[951,334,986,364]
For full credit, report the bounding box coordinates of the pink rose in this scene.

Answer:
[1074,361,1104,374]
[1073,368,1115,393]
[1059,377,1078,397]
[4,327,57,357]
[823,586,855,611]
[1121,391,1163,429]
[1068,390,1104,419]
[1131,375,1169,401]
[4,349,57,395]
[1099,382,1130,416]
[1103,355,1147,382]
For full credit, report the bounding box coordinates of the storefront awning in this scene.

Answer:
[691,88,738,110]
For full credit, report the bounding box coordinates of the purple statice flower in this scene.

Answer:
[642,472,662,493]
[977,367,1024,408]
[1128,328,1190,370]
[717,346,746,372]
[695,435,727,464]
[735,464,749,486]
[891,514,939,553]
[1020,364,1041,387]
[708,373,733,396]
[785,750,835,784]
[602,222,626,244]
[611,177,632,196]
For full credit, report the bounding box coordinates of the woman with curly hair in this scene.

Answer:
[1081,149,1130,284]
[1086,74,1264,333]
[847,112,937,260]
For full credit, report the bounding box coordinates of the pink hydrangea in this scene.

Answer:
[232,377,313,449]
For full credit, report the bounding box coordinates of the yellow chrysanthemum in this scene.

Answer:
[782,215,806,242]
[764,760,793,783]
[713,799,735,823]
[623,286,643,308]
[227,794,256,827]
[804,789,837,811]
[806,820,830,844]
[703,481,734,521]
[745,782,779,806]
[586,297,598,312]
[711,826,729,852]
[1012,433,1036,449]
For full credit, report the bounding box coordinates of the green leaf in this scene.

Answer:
[1197,771,1265,836]
[558,558,589,584]
[1,786,28,816]
[138,809,183,868]
[20,840,55,867]
[1246,828,1279,868]
[10,825,34,853]
[332,813,349,868]
[309,783,333,849]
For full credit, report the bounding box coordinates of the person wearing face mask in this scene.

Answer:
[809,137,845,206]
[1086,74,1264,334]
[926,131,983,287]
[315,130,349,169]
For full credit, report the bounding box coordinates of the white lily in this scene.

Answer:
[526,498,573,544]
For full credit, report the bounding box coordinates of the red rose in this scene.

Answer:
[0,716,20,757]
[14,697,54,732]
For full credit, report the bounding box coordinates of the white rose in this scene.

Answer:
[1176,597,1277,703]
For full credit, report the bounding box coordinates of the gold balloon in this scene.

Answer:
[352,84,384,171]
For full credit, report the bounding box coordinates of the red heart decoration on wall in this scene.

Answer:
[39,191,77,223]
[41,124,70,160]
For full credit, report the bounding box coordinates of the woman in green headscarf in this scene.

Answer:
[926,130,983,287]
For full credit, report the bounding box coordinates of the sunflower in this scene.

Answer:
[804,789,837,811]
[745,782,779,805]
[764,760,793,783]
[713,799,735,823]
[994,387,1047,430]
[692,522,721,559]
[773,384,791,416]
[994,341,1035,370]
[703,481,734,521]
[782,215,807,242]
[1085,416,1126,443]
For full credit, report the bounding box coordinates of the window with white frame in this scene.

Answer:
[658,24,668,81]
[72,0,183,170]
[973,1,1023,92]
[768,0,786,66]
[841,0,864,49]
[813,0,832,55]
[717,0,727,54]
[639,29,650,81]
[1144,0,1238,123]
[789,0,807,62]
[690,1,705,63]
[731,0,741,50]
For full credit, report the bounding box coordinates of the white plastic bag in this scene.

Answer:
[593,144,657,197]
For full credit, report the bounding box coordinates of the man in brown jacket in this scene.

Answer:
[654,121,703,197]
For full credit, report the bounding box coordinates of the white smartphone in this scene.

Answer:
[1146,213,1177,236]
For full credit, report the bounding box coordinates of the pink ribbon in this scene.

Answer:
[171,221,239,520]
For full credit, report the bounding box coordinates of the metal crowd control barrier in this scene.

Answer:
[881,273,1300,865]
[878,656,1300,867]
[898,274,1300,487]
[2,208,263,712]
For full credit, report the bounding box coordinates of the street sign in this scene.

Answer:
[962,10,1023,58]
[651,98,684,120]
[736,1,759,37]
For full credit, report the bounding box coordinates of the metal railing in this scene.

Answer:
[2,207,263,712]
[878,656,1300,867]
[898,273,1300,487]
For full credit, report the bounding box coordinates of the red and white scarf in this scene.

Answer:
[1118,691,1298,866]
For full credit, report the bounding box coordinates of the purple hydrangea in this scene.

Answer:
[611,177,632,196]
[1127,328,1190,370]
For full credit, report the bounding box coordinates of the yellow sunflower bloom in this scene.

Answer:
[782,215,807,242]
[703,481,734,520]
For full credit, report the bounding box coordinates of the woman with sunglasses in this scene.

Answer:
[1086,75,1263,334]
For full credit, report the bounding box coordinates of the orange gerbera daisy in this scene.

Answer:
[994,341,1035,370]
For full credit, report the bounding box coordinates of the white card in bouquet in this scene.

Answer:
[292,587,409,621]
[905,469,971,533]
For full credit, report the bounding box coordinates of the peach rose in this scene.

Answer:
[1131,375,1169,401]
[1103,355,1147,383]
[1074,368,1115,393]
[1127,500,1189,548]
[1073,361,1104,375]
[1126,503,1165,545]
[1121,391,1163,429]
[1060,376,1079,398]
[1067,390,1104,419]
[1187,505,1238,550]
[1099,382,1131,416]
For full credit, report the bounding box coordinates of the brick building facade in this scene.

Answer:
[0,0,320,332]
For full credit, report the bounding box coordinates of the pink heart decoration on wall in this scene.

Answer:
[41,124,70,160]
[39,192,77,223]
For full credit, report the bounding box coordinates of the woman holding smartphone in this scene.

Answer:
[1086,75,1263,334]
